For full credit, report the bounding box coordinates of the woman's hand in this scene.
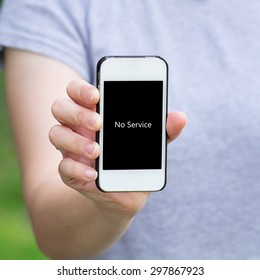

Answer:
[49,79,187,218]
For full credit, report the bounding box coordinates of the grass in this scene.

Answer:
[0,70,47,259]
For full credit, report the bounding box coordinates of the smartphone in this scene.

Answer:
[96,56,168,192]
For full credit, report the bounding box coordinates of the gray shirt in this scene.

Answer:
[1,0,260,259]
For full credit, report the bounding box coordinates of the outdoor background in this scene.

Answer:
[0,0,47,259]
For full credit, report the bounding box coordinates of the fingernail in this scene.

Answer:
[88,114,102,129]
[85,143,98,155]
[84,169,97,180]
[87,88,98,102]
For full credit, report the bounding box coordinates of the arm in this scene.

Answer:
[5,48,187,259]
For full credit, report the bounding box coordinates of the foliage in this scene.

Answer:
[0,70,47,259]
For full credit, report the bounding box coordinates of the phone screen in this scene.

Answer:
[103,81,163,170]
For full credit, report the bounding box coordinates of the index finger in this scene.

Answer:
[66,79,100,109]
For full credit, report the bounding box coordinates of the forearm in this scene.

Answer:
[4,49,186,260]
[26,173,134,259]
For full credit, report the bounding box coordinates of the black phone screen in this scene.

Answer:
[102,81,163,170]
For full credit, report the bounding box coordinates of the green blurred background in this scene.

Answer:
[0,0,46,259]
[0,70,47,260]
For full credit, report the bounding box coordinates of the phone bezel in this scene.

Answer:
[96,56,168,192]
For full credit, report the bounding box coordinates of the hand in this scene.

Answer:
[49,80,187,218]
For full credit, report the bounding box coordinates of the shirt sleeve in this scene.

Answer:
[0,0,92,81]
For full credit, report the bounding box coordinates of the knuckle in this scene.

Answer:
[72,107,86,125]
[59,158,75,178]
[48,125,60,144]
[79,83,88,100]
[71,136,85,153]
[59,158,82,185]
[66,80,76,95]
[58,158,65,174]
[51,98,61,114]
[67,160,78,178]
[51,98,65,119]
[67,79,89,100]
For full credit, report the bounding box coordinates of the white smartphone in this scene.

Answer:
[96,56,168,192]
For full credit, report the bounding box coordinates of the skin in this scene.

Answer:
[4,48,187,259]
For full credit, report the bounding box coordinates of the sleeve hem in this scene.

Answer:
[0,29,89,80]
